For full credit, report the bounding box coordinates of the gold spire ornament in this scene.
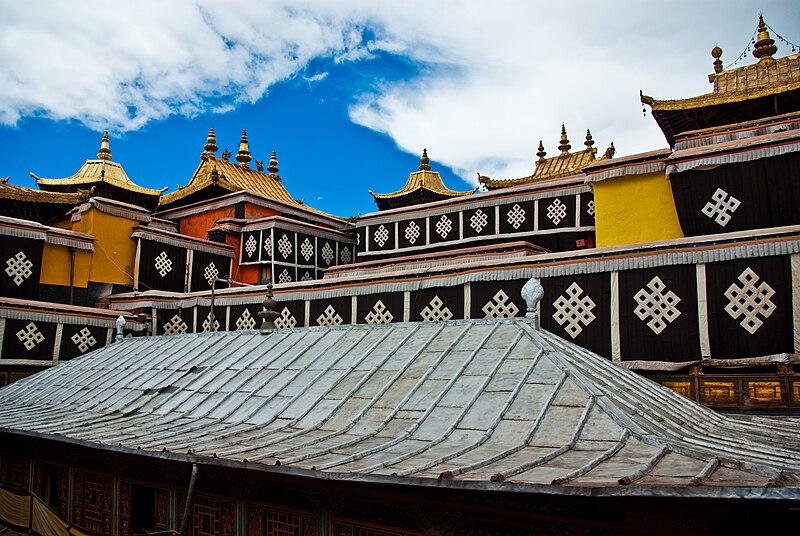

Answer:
[536,141,546,162]
[584,129,595,153]
[204,128,218,156]
[97,130,112,161]
[267,151,279,175]
[419,148,431,171]
[236,129,252,167]
[752,15,778,62]
[557,124,571,155]
[711,45,723,74]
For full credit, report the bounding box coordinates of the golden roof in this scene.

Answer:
[480,126,614,189]
[34,131,163,197]
[370,149,476,201]
[159,129,298,208]
[0,182,85,204]
[642,17,800,112]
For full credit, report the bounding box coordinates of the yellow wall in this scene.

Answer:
[70,208,138,286]
[593,171,684,247]
[39,244,92,287]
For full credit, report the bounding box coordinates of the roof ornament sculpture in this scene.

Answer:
[752,15,778,62]
[557,124,571,155]
[584,129,596,154]
[711,45,724,74]
[521,277,544,329]
[259,283,280,331]
[203,127,218,158]
[419,148,431,171]
[267,151,279,175]
[97,130,112,161]
[536,140,546,162]
[221,148,231,161]
[236,129,252,168]
[255,160,264,172]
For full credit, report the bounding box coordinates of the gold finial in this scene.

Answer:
[97,130,112,160]
[536,140,546,162]
[711,46,723,74]
[236,129,252,167]
[557,124,571,155]
[267,151,279,174]
[419,148,431,171]
[584,129,595,153]
[204,128,218,155]
[752,15,778,62]
[603,142,615,159]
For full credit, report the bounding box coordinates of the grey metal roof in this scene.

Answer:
[1,318,799,497]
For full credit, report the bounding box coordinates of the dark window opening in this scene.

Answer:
[132,484,156,535]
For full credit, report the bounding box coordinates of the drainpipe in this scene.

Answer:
[69,247,76,305]
[179,463,200,536]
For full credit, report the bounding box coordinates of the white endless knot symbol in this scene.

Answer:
[482,290,520,319]
[71,327,97,353]
[507,204,526,230]
[321,242,334,265]
[203,262,219,286]
[702,188,740,227]
[264,235,273,256]
[275,307,297,329]
[365,300,394,324]
[340,247,352,264]
[300,271,313,281]
[277,234,293,259]
[633,276,681,334]
[435,215,453,239]
[5,251,33,286]
[420,296,453,322]
[470,210,488,234]
[235,309,256,330]
[202,312,220,332]
[300,238,314,262]
[374,225,389,247]
[586,200,595,217]
[154,251,173,277]
[724,268,775,334]
[552,283,596,339]
[244,235,257,258]
[547,199,568,225]
[16,322,44,350]
[278,269,292,284]
[162,314,188,335]
[405,221,421,244]
[317,304,343,326]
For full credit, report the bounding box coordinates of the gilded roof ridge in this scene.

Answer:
[370,149,476,200]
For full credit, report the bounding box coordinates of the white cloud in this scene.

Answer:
[1,0,798,186]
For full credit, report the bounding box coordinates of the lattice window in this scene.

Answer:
[266,510,299,536]
[193,496,220,536]
[83,476,104,533]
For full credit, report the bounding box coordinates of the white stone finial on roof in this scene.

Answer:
[521,277,544,328]
[115,315,125,342]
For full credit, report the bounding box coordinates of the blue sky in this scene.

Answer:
[1,1,798,218]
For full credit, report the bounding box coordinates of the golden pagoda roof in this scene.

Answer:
[0,181,85,204]
[480,126,614,189]
[641,16,800,145]
[159,129,299,209]
[34,131,164,197]
[370,149,476,201]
